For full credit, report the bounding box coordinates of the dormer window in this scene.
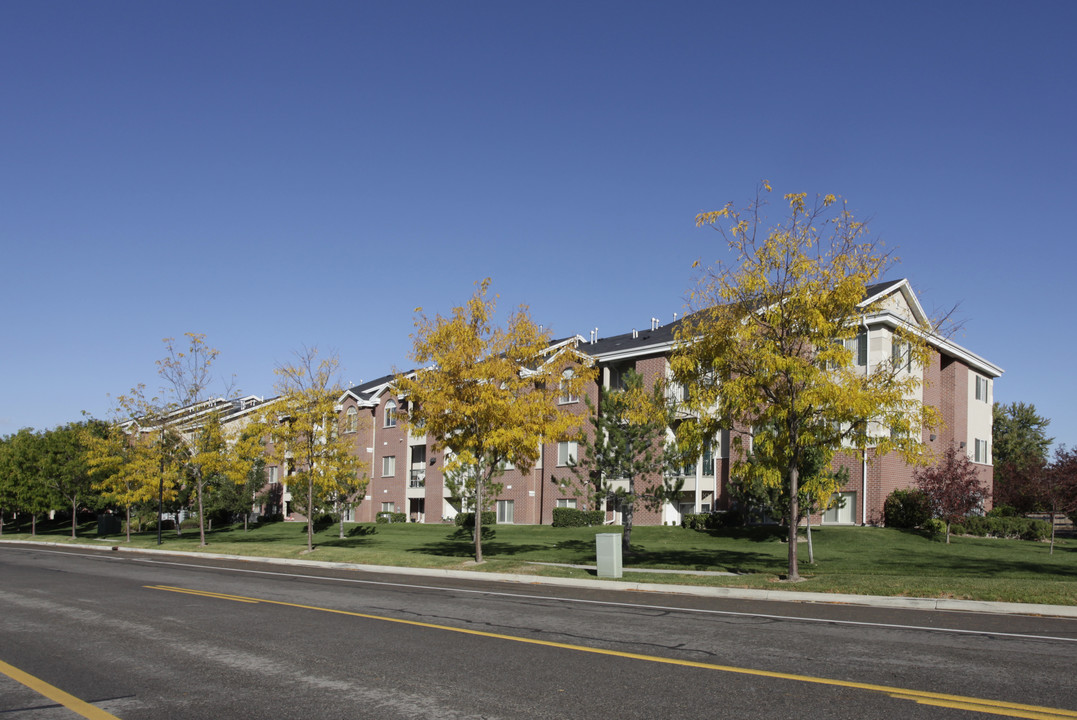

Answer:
[345,406,358,434]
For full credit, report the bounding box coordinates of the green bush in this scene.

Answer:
[681,512,730,531]
[884,489,932,528]
[962,516,990,536]
[552,508,604,527]
[987,504,1019,518]
[922,518,946,541]
[1021,519,1051,541]
[376,511,407,524]
[453,511,496,528]
[179,518,201,530]
[950,523,966,536]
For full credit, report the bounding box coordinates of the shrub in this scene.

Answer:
[681,512,730,531]
[884,489,932,528]
[1021,519,1051,541]
[922,518,946,541]
[376,512,407,524]
[949,523,966,536]
[552,508,605,527]
[179,518,200,530]
[259,513,284,524]
[987,504,1019,518]
[453,511,496,528]
[962,516,990,536]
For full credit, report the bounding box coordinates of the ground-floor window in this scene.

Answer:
[822,492,856,524]
[381,502,395,514]
[556,498,577,509]
[497,499,515,524]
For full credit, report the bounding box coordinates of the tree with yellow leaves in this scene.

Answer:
[185,410,264,546]
[83,420,161,541]
[671,184,936,581]
[395,279,592,563]
[255,348,365,553]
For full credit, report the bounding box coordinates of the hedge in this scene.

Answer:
[453,511,496,528]
[551,508,605,527]
[376,511,407,524]
[681,512,731,531]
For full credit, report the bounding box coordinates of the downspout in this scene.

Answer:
[539,441,545,525]
[862,315,869,525]
[370,406,377,521]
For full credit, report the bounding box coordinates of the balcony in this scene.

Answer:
[409,469,425,488]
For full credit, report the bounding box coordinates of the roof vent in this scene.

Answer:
[632,328,638,339]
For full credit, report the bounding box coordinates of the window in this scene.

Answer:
[345,406,358,433]
[702,443,715,477]
[891,339,911,371]
[382,456,396,477]
[556,498,577,509]
[849,331,867,367]
[559,369,579,404]
[381,502,395,514]
[267,466,279,485]
[410,445,426,465]
[384,399,397,427]
[496,499,515,523]
[557,441,577,467]
[823,492,856,524]
[975,438,989,464]
[606,363,626,390]
[975,375,989,402]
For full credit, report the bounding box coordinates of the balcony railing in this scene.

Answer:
[409,469,425,488]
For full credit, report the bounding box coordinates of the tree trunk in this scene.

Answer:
[306,478,314,552]
[806,514,814,564]
[787,464,800,581]
[197,476,207,547]
[622,499,634,554]
[32,514,36,536]
[474,477,484,564]
[125,504,131,542]
[339,508,345,539]
[1049,511,1056,555]
[71,498,78,539]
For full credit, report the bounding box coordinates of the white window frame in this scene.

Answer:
[558,369,579,404]
[496,499,515,524]
[556,498,577,509]
[382,455,396,477]
[345,406,358,433]
[823,492,856,524]
[381,502,395,514]
[384,399,397,428]
[974,438,990,464]
[975,375,989,402]
[557,441,578,467]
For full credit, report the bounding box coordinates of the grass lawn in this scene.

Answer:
[3,518,1076,605]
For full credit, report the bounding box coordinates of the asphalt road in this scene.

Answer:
[2,544,1076,719]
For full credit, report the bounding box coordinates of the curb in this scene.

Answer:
[4,539,1076,619]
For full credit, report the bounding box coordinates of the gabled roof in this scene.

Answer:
[339,373,399,407]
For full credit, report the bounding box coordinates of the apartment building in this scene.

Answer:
[269,279,1001,527]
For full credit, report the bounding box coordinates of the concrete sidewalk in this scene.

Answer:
[4,538,1077,618]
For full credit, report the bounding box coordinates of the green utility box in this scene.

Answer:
[595,533,623,579]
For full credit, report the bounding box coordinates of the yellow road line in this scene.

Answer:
[146,584,1077,720]
[0,658,121,720]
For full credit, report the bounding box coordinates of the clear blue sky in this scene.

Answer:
[2,1,1074,449]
